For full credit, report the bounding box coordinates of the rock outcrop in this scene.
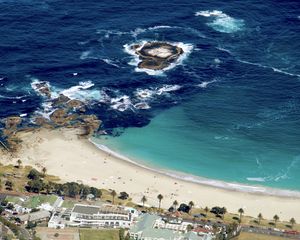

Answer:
[132,42,183,70]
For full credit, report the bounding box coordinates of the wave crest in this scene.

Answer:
[196,10,245,33]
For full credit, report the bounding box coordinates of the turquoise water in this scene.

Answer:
[94,86,300,192]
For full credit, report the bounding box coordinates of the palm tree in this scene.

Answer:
[273,214,279,227]
[111,190,117,204]
[173,200,178,211]
[17,159,22,168]
[157,194,163,210]
[238,208,244,223]
[188,201,194,214]
[141,196,147,208]
[222,207,227,220]
[257,213,263,225]
[204,206,209,216]
[42,167,47,176]
[290,218,296,229]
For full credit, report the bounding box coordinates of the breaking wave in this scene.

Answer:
[195,10,245,33]
[124,41,193,76]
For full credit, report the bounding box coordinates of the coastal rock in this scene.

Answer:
[49,109,77,126]
[133,42,183,70]
[52,94,70,107]
[79,115,101,136]
[34,81,51,98]
[67,99,85,109]
[4,116,22,130]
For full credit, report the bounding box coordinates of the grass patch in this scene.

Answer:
[235,232,288,240]
[61,199,75,209]
[79,229,119,240]
[22,195,58,208]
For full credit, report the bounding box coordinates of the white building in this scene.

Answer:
[153,217,191,232]
[68,204,138,228]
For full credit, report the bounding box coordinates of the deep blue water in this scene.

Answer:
[0,0,300,191]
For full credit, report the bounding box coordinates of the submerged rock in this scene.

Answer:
[33,81,52,98]
[133,42,183,70]
[4,116,22,130]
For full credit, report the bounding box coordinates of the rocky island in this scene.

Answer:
[131,42,184,70]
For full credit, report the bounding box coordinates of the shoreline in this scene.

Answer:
[1,127,300,221]
[90,138,300,199]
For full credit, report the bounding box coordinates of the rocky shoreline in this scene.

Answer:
[131,42,184,70]
[0,81,101,152]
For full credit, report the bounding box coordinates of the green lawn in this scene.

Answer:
[23,195,58,208]
[61,199,75,208]
[5,196,23,205]
[79,229,120,240]
[236,232,288,240]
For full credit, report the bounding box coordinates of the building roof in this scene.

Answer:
[72,204,129,216]
[18,210,51,222]
[130,214,211,240]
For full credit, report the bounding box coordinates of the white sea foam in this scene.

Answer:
[238,59,300,78]
[101,58,120,68]
[135,89,156,99]
[135,84,181,100]
[198,79,217,88]
[110,95,133,112]
[59,81,101,102]
[134,102,151,110]
[30,78,58,98]
[195,10,245,33]
[156,84,181,95]
[19,113,27,117]
[247,177,266,182]
[90,140,300,198]
[124,41,193,76]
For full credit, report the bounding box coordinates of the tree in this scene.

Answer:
[204,206,209,215]
[290,218,296,229]
[90,187,102,198]
[111,190,117,204]
[173,200,178,211]
[42,167,47,176]
[222,207,227,220]
[258,213,263,225]
[27,169,41,180]
[273,214,279,226]
[27,179,44,193]
[80,185,90,198]
[238,208,244,223]
[17,159,22,168]
[141,196,147,207]
[188,201,194,214]
[157,194,163,210]
[5,180,13,191]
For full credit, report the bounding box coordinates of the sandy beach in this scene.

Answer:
[1,128,299,221]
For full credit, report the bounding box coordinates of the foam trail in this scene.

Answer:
[198,79,217,88]
[101,58,120,68]
[238,59,300,78]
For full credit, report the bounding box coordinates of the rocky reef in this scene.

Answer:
[0,84,101,152]
[132,42,183,70]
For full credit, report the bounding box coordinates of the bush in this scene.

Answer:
[27,169,42,180]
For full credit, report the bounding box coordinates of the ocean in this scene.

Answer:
[0,0,300,193]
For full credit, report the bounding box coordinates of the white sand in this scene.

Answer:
[1,128,300,221]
